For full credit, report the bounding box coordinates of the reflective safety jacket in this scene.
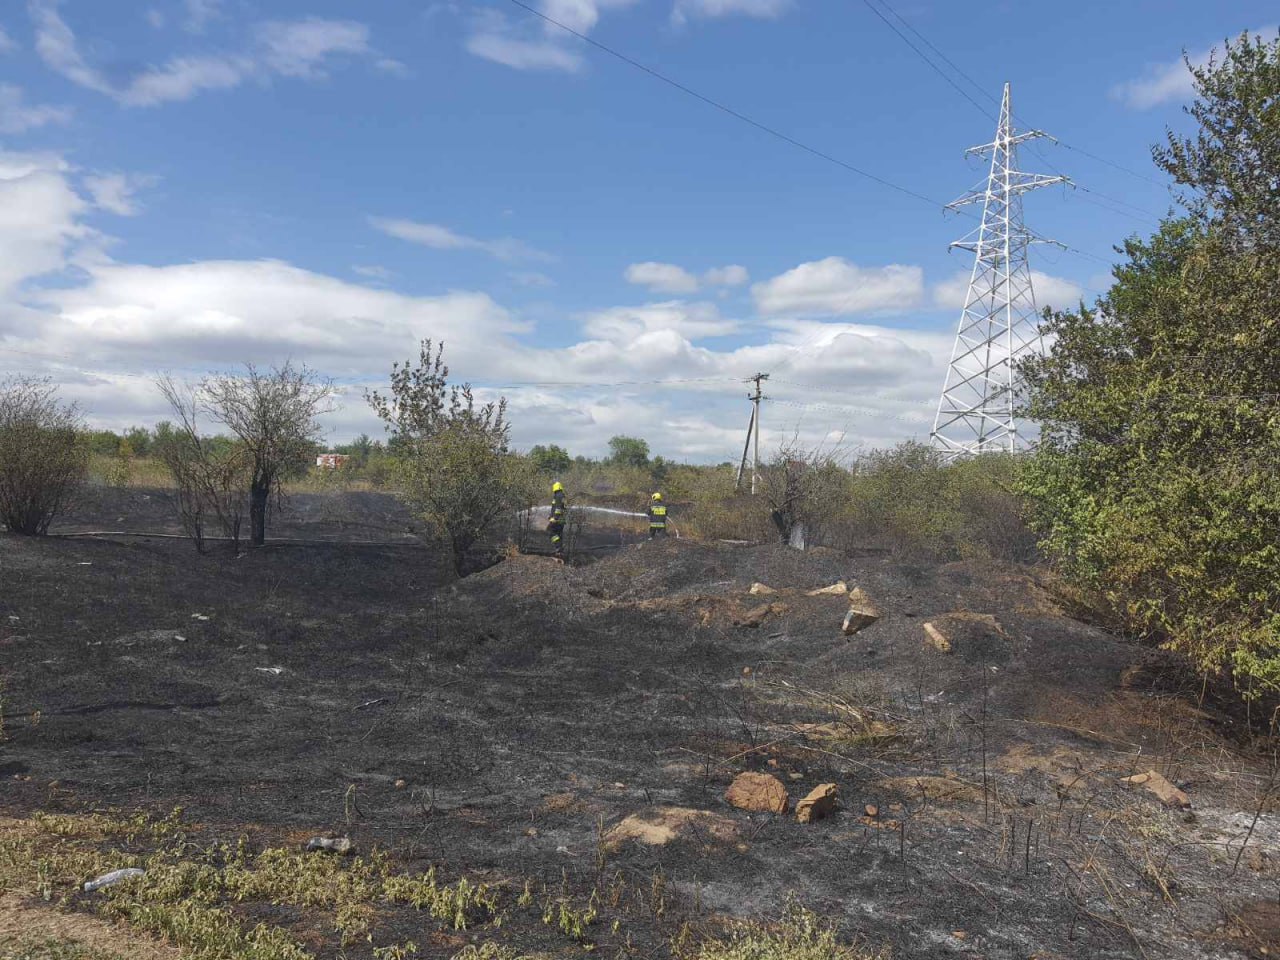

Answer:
[549,492,567,524]
[647,503,668,529]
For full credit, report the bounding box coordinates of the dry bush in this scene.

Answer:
[0,376,89,535]
[155,376,252,553]
[825,442,1036,563]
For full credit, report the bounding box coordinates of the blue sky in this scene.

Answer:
[1,1,1275,459]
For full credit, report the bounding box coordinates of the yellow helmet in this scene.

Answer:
[651,492,662,501]
[552,481,564,493]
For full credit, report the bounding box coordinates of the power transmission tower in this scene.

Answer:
[931,82,1068,460]
[735,373,769,493]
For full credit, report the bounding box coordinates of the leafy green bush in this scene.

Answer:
[1017,32,1280,697]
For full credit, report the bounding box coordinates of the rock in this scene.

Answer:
[864,804,878,818]
[807,581,849,597]
[725,772,789,814]
[749,582,776,595]
[796,783,838,823]
[923,612,1011,662]
[84,868,145,892]
[735,602,789,628]
[394,779,407,790]
[305,836,354,855]
[1122,770,1190,808]
[742,666,753,677]
[843,600,881,636]
[923,622,952,653]
[604,807,738,850]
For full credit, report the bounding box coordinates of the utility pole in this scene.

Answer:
[931,83,1068,461]
[750,373,767,494]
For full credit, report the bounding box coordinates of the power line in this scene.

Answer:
[505,0,1122,272]
[503,0,950,211]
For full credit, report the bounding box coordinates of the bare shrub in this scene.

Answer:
[201,363,335,546]
[0,376,88,535]
[156,376,253,553]
[759,439,852,547]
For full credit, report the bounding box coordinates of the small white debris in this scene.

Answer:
[305,836,353,855]
[7,616,18,622]
[255,666,285,676]
[191,613,210,621]
[84,868,145,892]
[76,562,92,566]
[556,845,571,855]
[173,634,186,642]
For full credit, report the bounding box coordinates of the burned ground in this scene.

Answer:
[1,488,1277,959]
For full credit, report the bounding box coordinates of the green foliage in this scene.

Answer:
[607,435,650,469]
[686,901,886,960]
[839,443,1033,563]
[0,377,89,535]
[1017,34,1280,696]
[528,443,571,474]
[369,340,536,575]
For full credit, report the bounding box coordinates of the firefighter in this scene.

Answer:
[547,481,568,556]
[647,491,668,538]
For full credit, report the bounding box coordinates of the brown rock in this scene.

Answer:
[1122,770,1190,808]
[605,807,738,850]
[796,783,838,823]
[741,666,753,676]
[843,604,881,636]
[864,803,878,818]
[393,778,407,790]
[736,603,773,628]
[807,581,849,597]
[725,772,790,814]
[749,582,776,595]
[923,622,952,653]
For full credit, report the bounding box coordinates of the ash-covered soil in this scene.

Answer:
[2,487,1277,959]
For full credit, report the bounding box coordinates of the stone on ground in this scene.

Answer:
[923,612,1010,661]
[749,582,776,595]
[725,772,790,814]
[1122,770,1190,808]
[796,783,838,823]
[605,807,738,850]
[807,581,849,596]
[843,588,881,635]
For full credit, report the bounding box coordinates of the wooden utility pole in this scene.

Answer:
[749,373,768,494]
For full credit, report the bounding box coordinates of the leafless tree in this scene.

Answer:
[760,436,851,548]
[0,376,88,535]
[155,376,252,552]
[201,363,335,546]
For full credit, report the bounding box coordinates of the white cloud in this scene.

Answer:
[625,262,700,294]
[146,9,166,30]
[626,262,749,294]
[752,257,924,317]
[29,1,376,107]
[352,264,393,280]
[465,1,638,73]
[370,216,553,263]
[932,270,1085,313]
[1,150,963,458]
[581,301,739,343]
[0,149,91,298]
[672,0,790,27]
[465,30,582,73]
[0,26,15,53]
[0,84,73,134]
[1113,26,1277,109]
[253,19,370,79]
[704,264,748,287]
[84,172,155,216]
[183,0,221,33]
[375,57,409,77]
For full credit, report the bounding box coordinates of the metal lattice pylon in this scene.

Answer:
[931,83,1067,459]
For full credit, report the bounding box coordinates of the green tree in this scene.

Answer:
[607,435,649,468]
[1018,31,1280,698]
[368,341,535,576]
[528,444,571,474]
